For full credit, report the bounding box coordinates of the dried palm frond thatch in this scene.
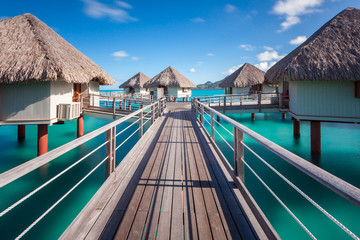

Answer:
[0,13,114,85]
[119,72,150,88]
[265,8,360,83]
[219,63,265,88]
[144,66,196,88]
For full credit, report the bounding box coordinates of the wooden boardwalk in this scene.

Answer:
[61,103,277,240]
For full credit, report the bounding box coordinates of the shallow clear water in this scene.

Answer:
[1,90,359,239]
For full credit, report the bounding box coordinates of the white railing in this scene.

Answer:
[194,92,289,109]
[192,98,360,240]
[0,98,167,239]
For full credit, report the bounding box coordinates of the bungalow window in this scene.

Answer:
[182,88,189,92]
[355,81,360,98]
[146,88,149,92]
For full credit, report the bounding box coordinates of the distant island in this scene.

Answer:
[196,80,222,89]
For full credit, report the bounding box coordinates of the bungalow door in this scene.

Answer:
[73,83,81,102]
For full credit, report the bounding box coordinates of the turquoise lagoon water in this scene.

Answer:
[0,89,359,239]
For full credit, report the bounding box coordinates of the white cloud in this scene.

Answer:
[116,1,132,9]
[190,68,196,73]
[272,0,323,31]
[191,17,205,23]
[289,35,307,45]
[264,46,274,51]
[207,53,214,56]
[131,56,140,61]
[225,4,237,13]
[257,50,285,62]
[222,64,243,75]
[112,50,128,58]
[197,61,204,67]
[255,61,277,71]
[82,0,137,22]
[239,44,256,51]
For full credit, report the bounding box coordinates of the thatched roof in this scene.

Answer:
[144,66,196,88]
[119,72,150,88]
[265,8,360,83]
[219,63,265,88]
[0,13,114,85]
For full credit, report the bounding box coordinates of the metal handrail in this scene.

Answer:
[192,99,360,208]
[0,98,167,188]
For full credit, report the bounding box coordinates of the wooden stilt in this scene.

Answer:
[216,115,220,122]
[37,124,48,156]
[140,104,143,109]
[282,112,286,119]
[311,121,321,155]
[293,117,300,138]
[183,97,185,102]
[77,115,84,138]
[251,113,255,120]
[18,125,25,141]
[119,101,122,110]
[128,101,131,111]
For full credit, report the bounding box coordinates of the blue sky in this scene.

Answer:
[1,0,359,89]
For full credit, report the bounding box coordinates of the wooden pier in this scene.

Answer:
[61,103,278,239]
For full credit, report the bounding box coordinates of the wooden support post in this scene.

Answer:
[128,101,131,111]
[105,127,116,179]
[139,111,143,139]
[77,115,84,138]
[158,101,161,118]
[293,117,300,138]
[113,97,116,119]
[200,105,204,125]
[18,125,25,141]
[183,97,185,102]
[230,96,233,106]
[106,97,109,107]
[217,115,220,122]
[119,101,122,110]
[251,113,255,120]
[37,124,48,156]
[258,92,262,112]
[123,100,126,110]
[311,121,321,155]
[223,96,226,107]
[151,105,155,124]
[91,94,94,106]
[282,112,286,119]
[234,127,244,182]
[219,96,221,106]
[210,112,215,140]
[140,104,143,109]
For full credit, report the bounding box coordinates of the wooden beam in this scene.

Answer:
[37,124,48,156]
[18,125,25,141]
[77,115,84,138]
[311,121,321,155]
[293,117,300,138]
[251,113,255,120]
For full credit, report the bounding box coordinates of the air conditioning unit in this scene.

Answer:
[57,103,81,121]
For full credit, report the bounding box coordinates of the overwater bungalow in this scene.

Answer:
[0,13,114,155]
[144,66,196,101]
[219,63,277,95]
[119,72,150,95]
[265,7,360,154]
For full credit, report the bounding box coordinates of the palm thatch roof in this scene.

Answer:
[0,13,114,85]
[265,8,360,83]
[144,66,196,88]
[119,72,150,88]
[219,63,265,88]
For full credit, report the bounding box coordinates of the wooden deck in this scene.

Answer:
[61,103,278,240]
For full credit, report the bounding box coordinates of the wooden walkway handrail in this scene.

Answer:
[0,98,166,188]
[193,99,360,208]
[195,92,277,100]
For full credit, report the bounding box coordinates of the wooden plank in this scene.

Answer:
[183,114,212,240]
[113,115,174,239]
[185,113,228,240]
[170,111,185,239]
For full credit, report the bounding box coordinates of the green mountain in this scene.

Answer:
[197,80,222,89]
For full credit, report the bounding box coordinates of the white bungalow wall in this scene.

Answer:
[232,87,250,95]
[168,87,192,99]
[89,81,100,106]
[262,84,277,93]
[289,81,360,121]
[0,82,52,125]
[50,81,73,120]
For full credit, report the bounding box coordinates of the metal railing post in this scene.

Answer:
[151,104,155,124]
[105,127,116,179]
[200,105,204,125]
[211,111,215,140]
[234,127,244,182]
[113,97,116,119]
[139,111,143,139]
